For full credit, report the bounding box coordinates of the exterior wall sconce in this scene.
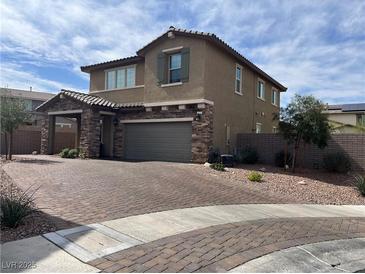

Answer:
[195,111,203,121]
[113,117,119,126]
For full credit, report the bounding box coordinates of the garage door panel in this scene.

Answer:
[124,122,192,162]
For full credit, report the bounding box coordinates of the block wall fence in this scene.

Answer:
[237,133,365,172]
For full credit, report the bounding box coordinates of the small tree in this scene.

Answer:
[278,94,330,172]
[0,94,29,160]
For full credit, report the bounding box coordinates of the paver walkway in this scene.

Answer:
[89,217,365,272]
[4,155,288,227]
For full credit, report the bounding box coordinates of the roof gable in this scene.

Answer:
[137,27,287,91]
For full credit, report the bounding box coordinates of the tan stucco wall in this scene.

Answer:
[143,36,206,103]
[203,42,280,153]
[327,113,357,126]
[89,62,145,92]
[91,86,144,103]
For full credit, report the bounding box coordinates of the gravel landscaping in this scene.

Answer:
[0,161,57,243]
[197,164,365,205]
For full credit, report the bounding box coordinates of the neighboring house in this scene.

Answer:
[324,103,365,134]
[37,27,287,163]
[0,88,75,129]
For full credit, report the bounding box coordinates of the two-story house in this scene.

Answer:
[37,27,287,162]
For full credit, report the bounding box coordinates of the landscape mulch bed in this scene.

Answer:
[198,164,365,205]
[1,160,58,243]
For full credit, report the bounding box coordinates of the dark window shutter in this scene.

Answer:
[157,52,167,85]
[181,48,190,82]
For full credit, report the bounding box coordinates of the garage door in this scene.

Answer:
[124,122,192,162]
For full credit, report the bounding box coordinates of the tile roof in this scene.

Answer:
[80,26,287,91]
[36,89,143,111]
[80,56,144,72]
[328,103,365,112]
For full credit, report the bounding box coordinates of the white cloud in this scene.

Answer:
[1,0,364,104]
[0,63,83,93]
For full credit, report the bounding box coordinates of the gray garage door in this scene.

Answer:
[124,122,192,162]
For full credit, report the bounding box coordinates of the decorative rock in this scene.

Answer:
[32,151,38,155]
[203,162,211,167]
[259,167,266,172]
[298,180,307,185]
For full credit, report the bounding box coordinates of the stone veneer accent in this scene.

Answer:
[114,104,214,163]
[40,95,214,163]
[40,97,102,158]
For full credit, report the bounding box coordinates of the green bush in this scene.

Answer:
[59,148,79,158]
[247,171,263,182]
[210,162,225,171]
[323,152,351,173]
[68,149,79,159]
[238,146,259,164]
[59,148,70,158]
[208,147,221,163]
[354,175,365,196]
[274,150,292,167]
[1,184,38,228]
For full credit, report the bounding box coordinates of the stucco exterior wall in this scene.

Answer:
[203,42,280,153]
[143,36,206,103]
[89,62,145,92]
[328,113,357,126]
[91,87,144,103]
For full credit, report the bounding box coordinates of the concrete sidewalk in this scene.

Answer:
[230,238,365,273]
[1,204,365,272]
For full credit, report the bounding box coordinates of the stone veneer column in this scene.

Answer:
[191,104,214,163]
[113,114,123,158]
[40,116,49,154]
[79,109,101,158]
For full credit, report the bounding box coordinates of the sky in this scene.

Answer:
[1,0,364,106]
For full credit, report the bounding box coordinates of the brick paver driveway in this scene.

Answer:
[90,217,365,272]
[3,155,287,228]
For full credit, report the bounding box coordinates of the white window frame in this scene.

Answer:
[257,78,265,101]
[271,88,278,106]
[272,126,278,133]
[256,123,262,134]
[105,65,136,90]
[168,52,182,84]
[235,64,243,95]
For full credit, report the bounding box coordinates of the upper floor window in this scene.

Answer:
[257,79,265,100]
[106,66,135,90]
[235,65,242,94]
[271,89,278,106]
[168,53,181,83]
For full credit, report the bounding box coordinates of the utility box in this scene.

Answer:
[221,154,234,167]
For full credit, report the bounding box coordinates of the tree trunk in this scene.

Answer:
[9,130,13,160]
[291,139,300,173]
[4,132,8,160]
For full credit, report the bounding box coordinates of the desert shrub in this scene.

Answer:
[323,152,351,173]
[1,184,38,228]
[238,146,259,164]
[208,147,221,163]
[210,162,225,171]
[59,148,70,158]
[274,150,292,167]
[354,175,365,196]
[68,149,79,159]
[247,171,263,182]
